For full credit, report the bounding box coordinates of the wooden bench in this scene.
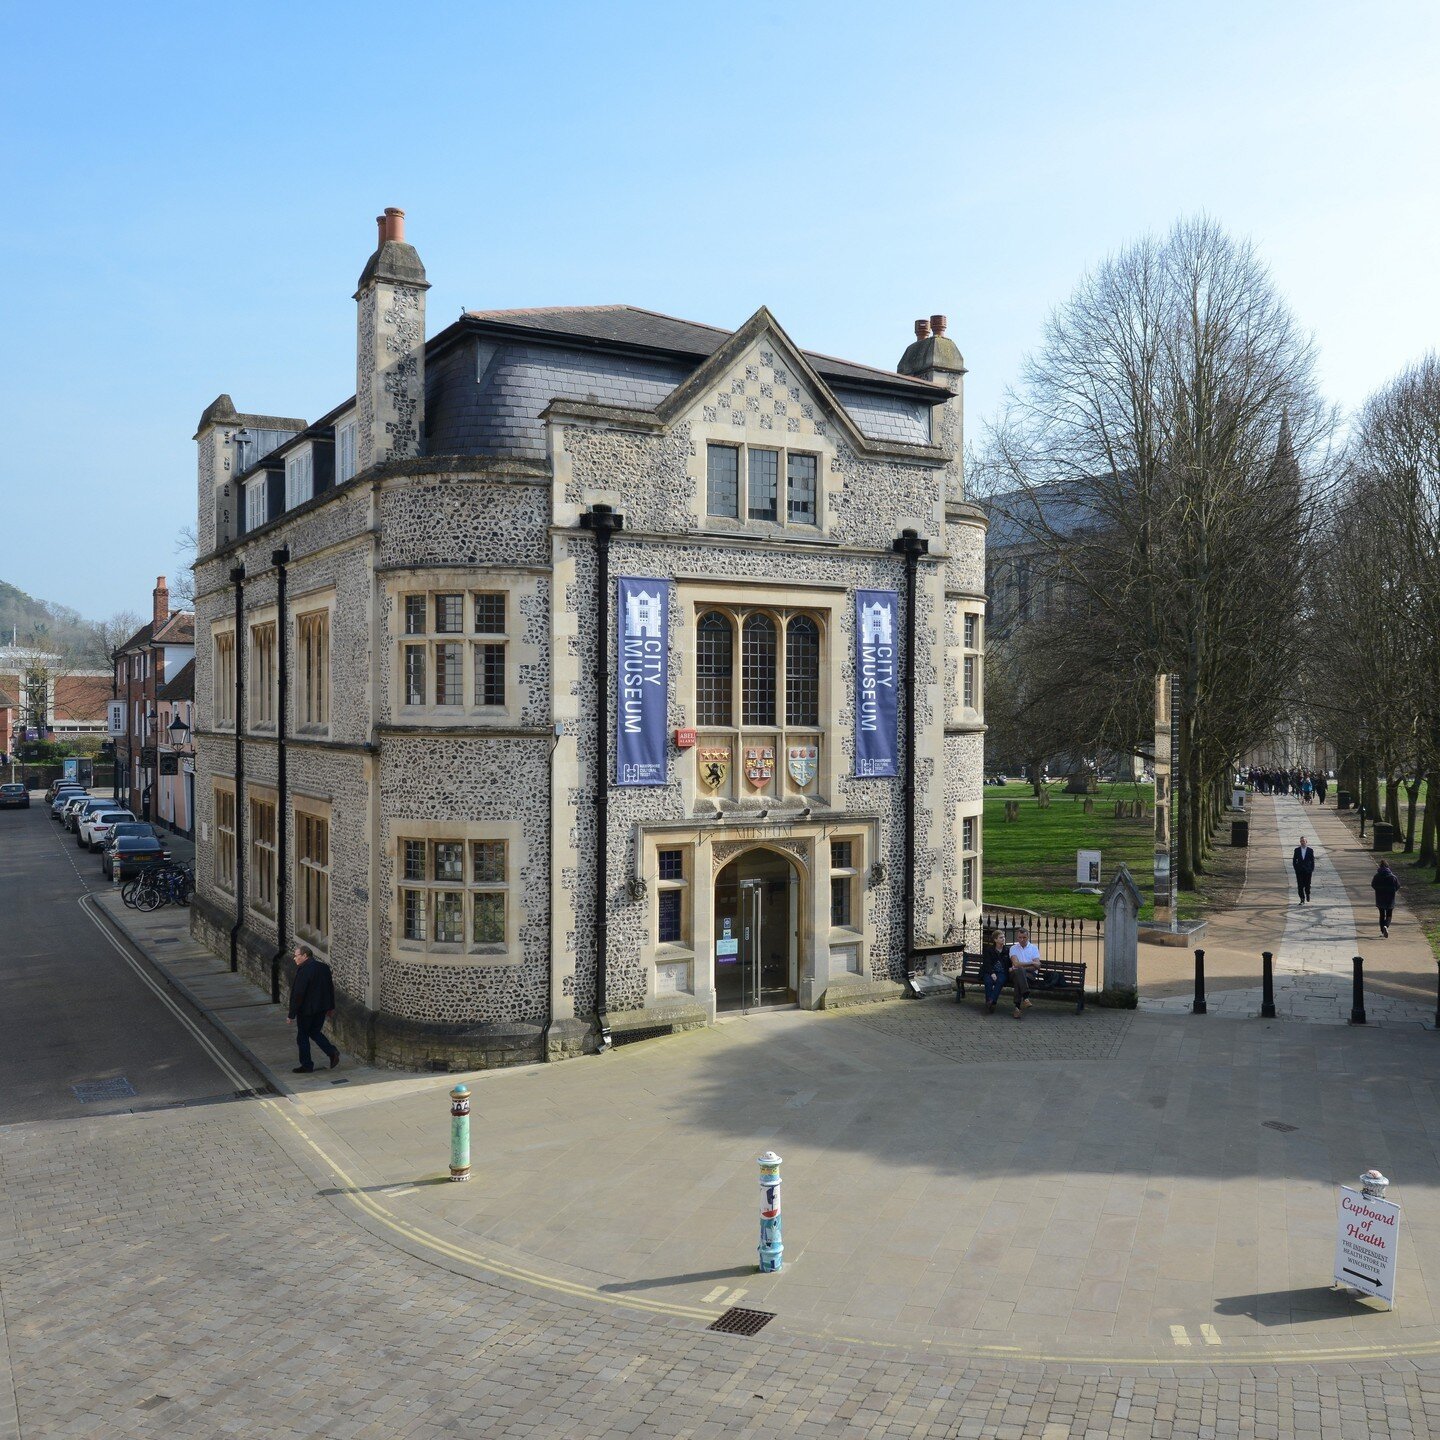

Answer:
[954,954,1088,1013]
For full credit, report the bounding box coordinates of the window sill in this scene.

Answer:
[653,943,694,961]
[827,926,864,945]
[393,944,521,968]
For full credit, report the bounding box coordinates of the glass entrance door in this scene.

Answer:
[714,849,798,1013]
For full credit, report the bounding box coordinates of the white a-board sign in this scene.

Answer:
[1334,1186,1400,1305]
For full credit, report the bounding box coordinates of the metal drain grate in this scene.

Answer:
[707,1307,776,1336]
[1262,1120,1298,1133]
[72,1076,136,1103]
[612,1025,674,1047]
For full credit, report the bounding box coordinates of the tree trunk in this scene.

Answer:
[1404,777,1421,853]
[1421,767,1439,871]
[1027,755,1045,799]
[1385,772,1402,831]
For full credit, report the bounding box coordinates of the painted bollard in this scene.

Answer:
[449,1083,471,1182]
[757,1150,783,1273]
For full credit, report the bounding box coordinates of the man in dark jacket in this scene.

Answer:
[1371,861,1400,937]
[1292,837,1316,902]
[288,943,340,1073]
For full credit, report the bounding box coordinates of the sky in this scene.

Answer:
[1,0,1436,621]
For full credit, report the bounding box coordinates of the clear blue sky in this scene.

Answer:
[1,0,1435,621]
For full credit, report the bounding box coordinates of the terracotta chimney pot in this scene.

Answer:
[383,207,406,243]
[914,319,931,340]
[929,314,947,337]
[375,214,386,247]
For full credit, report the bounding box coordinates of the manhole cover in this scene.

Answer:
[1262,1120,1298,1133]
[707,1307,776,1336]
[72,1077,136,1103]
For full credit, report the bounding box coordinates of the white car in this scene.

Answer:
[60,794,93,828]
[81,808,135,851]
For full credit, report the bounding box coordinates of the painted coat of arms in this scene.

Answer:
[786,744,818,787]
[698,745,731,792]
[743,745,775,789]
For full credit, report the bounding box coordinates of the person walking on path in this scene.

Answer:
[288,943,340,1073]
[1371,860,1400,937]
[1292,836,1316,903]
[1316,774,1328,806]
[980,928,1011,1014]
[1008,926,1042,1019]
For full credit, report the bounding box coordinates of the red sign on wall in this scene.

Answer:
[674,727,698,750]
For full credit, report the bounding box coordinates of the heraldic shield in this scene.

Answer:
[786,744,818,787]
[744,745,775,789]
[698,744,731,792]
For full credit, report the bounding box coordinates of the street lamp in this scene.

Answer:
[167,713,191,750]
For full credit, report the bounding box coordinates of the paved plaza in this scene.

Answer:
[5,796,1440,1436]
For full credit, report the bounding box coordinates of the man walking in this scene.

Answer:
[288,943,340,1073]
[1292,836,1316,903]
[1008,926,1042,1020]
[1371,860,1400,937]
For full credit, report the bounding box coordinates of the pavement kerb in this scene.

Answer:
[86,892,293,1102]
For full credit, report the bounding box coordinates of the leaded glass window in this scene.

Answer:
[748,449,779,522]
[696,611,733,726]
[787,453,817,525]
[707,444,739,518]
[785,615,820,726]
[741,614,777,725]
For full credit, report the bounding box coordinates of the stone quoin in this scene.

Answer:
[189,214,987,1069]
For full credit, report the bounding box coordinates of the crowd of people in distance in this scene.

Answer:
[1242,767,1327,804]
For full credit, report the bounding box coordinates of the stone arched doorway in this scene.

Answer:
[713,847,800,1012]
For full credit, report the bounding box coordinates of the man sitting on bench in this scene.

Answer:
[1008,927,1042,1020]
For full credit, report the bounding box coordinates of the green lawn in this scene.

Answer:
[982,780,1199,921]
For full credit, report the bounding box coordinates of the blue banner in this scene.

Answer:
[616,576,670,786]
[854,589,899,778]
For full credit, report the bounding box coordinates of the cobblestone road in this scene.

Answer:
[4,1091,1440,1438]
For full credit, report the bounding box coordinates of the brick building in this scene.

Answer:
[190,208,987,1069]
[113,579,195,818]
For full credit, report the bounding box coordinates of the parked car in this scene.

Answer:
[80,807,135,850]
[50,786,87,818]
[58,793,93,826]
[0,782,30,809]
[69,795,123,834]
[46,779,85,804]
[102,832,168,881]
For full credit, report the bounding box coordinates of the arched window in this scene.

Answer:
[785,615,820,726]
[695,611,733,726]
[741,613,777,726]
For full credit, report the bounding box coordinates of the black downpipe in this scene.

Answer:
[892,529,929,998]
[111,649,121,801]
[579,503,624,1050]
[271,547,290,1005]
[229,564,246,974]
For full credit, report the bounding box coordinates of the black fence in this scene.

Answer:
[912,906,1108,990]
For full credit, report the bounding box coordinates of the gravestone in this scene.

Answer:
[1004,800,1020,822]
[1102,864,1142,993]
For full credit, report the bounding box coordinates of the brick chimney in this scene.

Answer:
[897,312,968,501]
[355,205,430,473]
[153,576,170,630]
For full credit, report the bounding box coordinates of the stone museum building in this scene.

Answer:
[190,208,987,1068]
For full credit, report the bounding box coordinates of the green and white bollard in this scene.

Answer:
[449,1083,471,1182]
[757,1150,783,1272]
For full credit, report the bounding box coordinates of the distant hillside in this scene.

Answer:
[0,580,109,667]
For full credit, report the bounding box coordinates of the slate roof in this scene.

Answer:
[157,658,195,704]
[116,620,153,654]
[461,305,948,398]
[984,483,1105,552]
[0,688,15,709]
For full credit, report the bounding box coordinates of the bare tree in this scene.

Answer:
[985,217,1338,887]
[89,610,145,663]
[170,526,198,609]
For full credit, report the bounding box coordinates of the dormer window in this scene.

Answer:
[336,417,357,484]
[244,477,268,532]
[706,443,820,528]
[285,446,314,508]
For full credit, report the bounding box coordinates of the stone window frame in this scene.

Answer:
[294,794,331,951]
[388,576,517,726]
[826,827,866,949]
[247,608,279,732]
[637,833,696,1000]
[213,779,236,895]
[293,591,335,734]
[211,622,236,730]
[247,785,278,919]
[681,583,837,805]
[961,608,984,718]
[959,808,981,908]
[702,441,825,532]
[244,476,268,532]
[386,817,527,968]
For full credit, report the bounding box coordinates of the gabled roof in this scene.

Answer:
[154,612,195,646]
[157,658,195,704]
[116,620,153,654]
[0,688,15,709]
[461,304,949,400]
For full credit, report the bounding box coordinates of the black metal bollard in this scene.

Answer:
[1261,950,1276,1019]
[1192,949,1207,1015]
[1350,955,1367,1026]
